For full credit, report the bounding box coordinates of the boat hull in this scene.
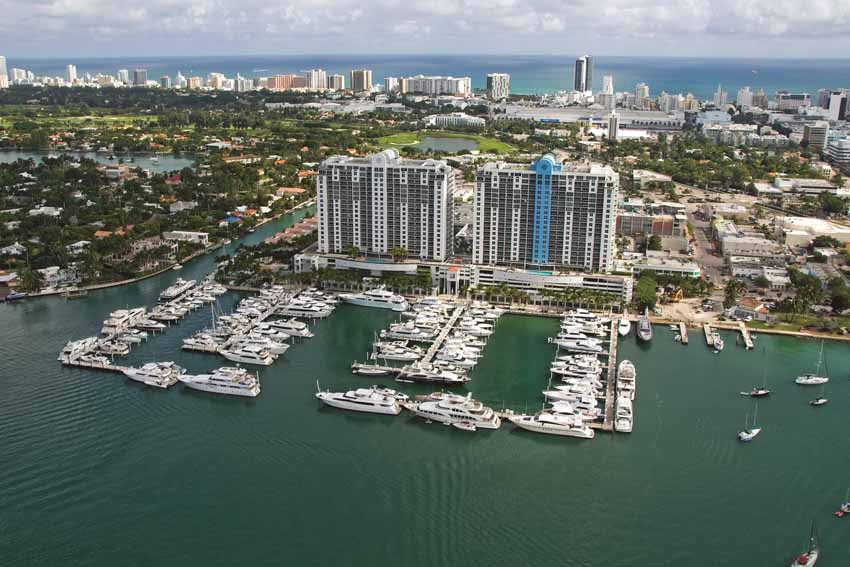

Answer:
[317,394,401,415]
[509,417,594,438]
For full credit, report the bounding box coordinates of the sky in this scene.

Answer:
[2,0,850,58]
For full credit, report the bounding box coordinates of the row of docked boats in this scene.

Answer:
[315,385,595,437]
[548,309,610,354]
[121,362,260,396]
[351,297,505,385]
[615,360,635,433]
[183,286,326,366]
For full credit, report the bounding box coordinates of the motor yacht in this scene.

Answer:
[316,384,406,415]
[618,310,631,337]
[397,363,469,385]
[404,392,501,429]
[637,308,652,342]
[615,396,633,433]
[233,335,289,355]
[158,278,196,302]
[179,367,260,397]
[509,412,595,438]
[101,307,147,335]
[122,361,184,388]
[116,329,148,344]
[267,318,314,338]
[340,286,409,312]
[220,344,276,366]
[58,337,100,362]
[96,340,130,356]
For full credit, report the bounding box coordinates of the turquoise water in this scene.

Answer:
[8,55,850,99]
[1,210,849,565]
[0,150,194,173]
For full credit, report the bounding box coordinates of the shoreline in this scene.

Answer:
[15,198,316,301]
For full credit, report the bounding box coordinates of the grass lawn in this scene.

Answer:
[748,313,850,335]
[378,131,515,153]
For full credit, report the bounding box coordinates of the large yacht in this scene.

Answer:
[618,310,631,337]
[220,344,276,366]
[373,341,423,362]
[551,338,605,353]
[316,384,407,415]
[617,360,636,400]
[158,278,196,302]
[277,300,333,319]
[179,367,260,397]
[267,318,314,338]
[397,363,469,385]
[508,412,595,439]
[615,396,633,433]
[122,362,184,388]
[101,307,147,335]
[380,321,437,342]
[637,308,653,342]
[234,335,290,355]
[404,392,501,430]
[341,286,409,312]
[58,336,100,362]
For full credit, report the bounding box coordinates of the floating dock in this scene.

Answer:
[599,320,617,432]
[679,322,688,345]
[420,303,468,364]
[703,323,714,346]
[61,358,127,373]
[738,321,754,350]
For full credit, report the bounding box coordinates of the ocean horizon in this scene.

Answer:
[6,54,850,100]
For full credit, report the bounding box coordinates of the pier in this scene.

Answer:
[703,323,714,346]
[61,358,127,374]
[679,322,689,345]
[738,322,754,350]
[599,320,617,432]
[420,303,468,364]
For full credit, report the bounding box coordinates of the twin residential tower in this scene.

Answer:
[317,151,618,274]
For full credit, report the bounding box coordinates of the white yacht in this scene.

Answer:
[397,363,469,385]
[404,392,501,429]
[551,338,604,353]
[58,336,100,362]
[251,324,292,342]
[380,322,437,342]
[509,412,595,438]
[615,396,633,433]
[220,344,276,366]
[618,311,631,337]
[134,319,167,332]
[548,400,601,422]
[116,329,148,344]
[96,340,131,356]
[234,335,290,355]
[340,286,409,312]
[158,278,196,302]
[122,362,184,388]
[373,341,423,362]
[796,341,829,385]
[267,318,314,338]
[101,307,147,335]
[316,384,406,415]
[617,360,636,400]
[277,300,333,319]
[179,367,260,397]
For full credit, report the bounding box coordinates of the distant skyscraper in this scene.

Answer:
[160,76,172,89]
[384,76,399,94]
[175,71,186,89]
[486,73,510,100]
[828,91,848,121]
[752,88,768,109]
[66,64,77,84]
[736,86,753,107]
[574,55,593,92]
[817,89,831,108]
[350,69,372,93]
[713,84,728,107]
[117,69,129,84]
[11,68,25,84]
[0,56,8,89]
[305,69,327,90]
[133,68,148,86]
[207,72,226,90]
[608,111,620,141]
[635,82,649,99]
[326,74,345,90]
[602,75,614,95]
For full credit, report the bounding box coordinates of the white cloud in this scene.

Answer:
[3,0,850,55]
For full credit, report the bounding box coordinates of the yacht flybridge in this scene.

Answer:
[122,362,184,388]
[403,392,501,430]
[315,383,407,415]
[179,367,260,397]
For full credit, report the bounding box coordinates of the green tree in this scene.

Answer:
[389,247,409,263]
[647,235,662,251]
[17,265,42,292]
[753,275,770,289]
[831,287,850,313]
[723,279,746,309]
[634,273,657,310]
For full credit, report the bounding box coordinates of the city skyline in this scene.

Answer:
[4,0,850,59]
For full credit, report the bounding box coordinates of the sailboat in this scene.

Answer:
[741,349,771,397]
[835,488,850,517]
[796,341,829,385]
[789,521,819,566]
[737,403,761,442]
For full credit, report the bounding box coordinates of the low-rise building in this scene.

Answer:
[36,265,81,288]
[169,201,197,214]
[427,112,486,129]
[775,216,850,248]
[163,231,210,246]
[632,170,673,188]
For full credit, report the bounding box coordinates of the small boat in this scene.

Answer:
[789,521,819,566]
[452,421,477,432]
[172,264,183,271]
[810,386,828,406]
[834,489,850,517]
[5,291,27,301]
[712,333,724,351]
[63,288,89,299]
[740,387,770,398]
[737,404,761,443]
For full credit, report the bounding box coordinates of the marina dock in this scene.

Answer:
[738,322,754,349]
[599,320,617,432]
[703,323,714,346]
[679,322,689,344]
[61,358,127,374]
[420,303,468,364]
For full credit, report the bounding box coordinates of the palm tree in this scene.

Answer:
[344,245,360,260]
[389,247,409,263]
[724,279,746,309]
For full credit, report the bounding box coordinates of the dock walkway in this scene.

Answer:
[679,322,688,345]
[738,322,754,349]
[420,303,467,364]
[703,323,714,346]
[600,321,617,432]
